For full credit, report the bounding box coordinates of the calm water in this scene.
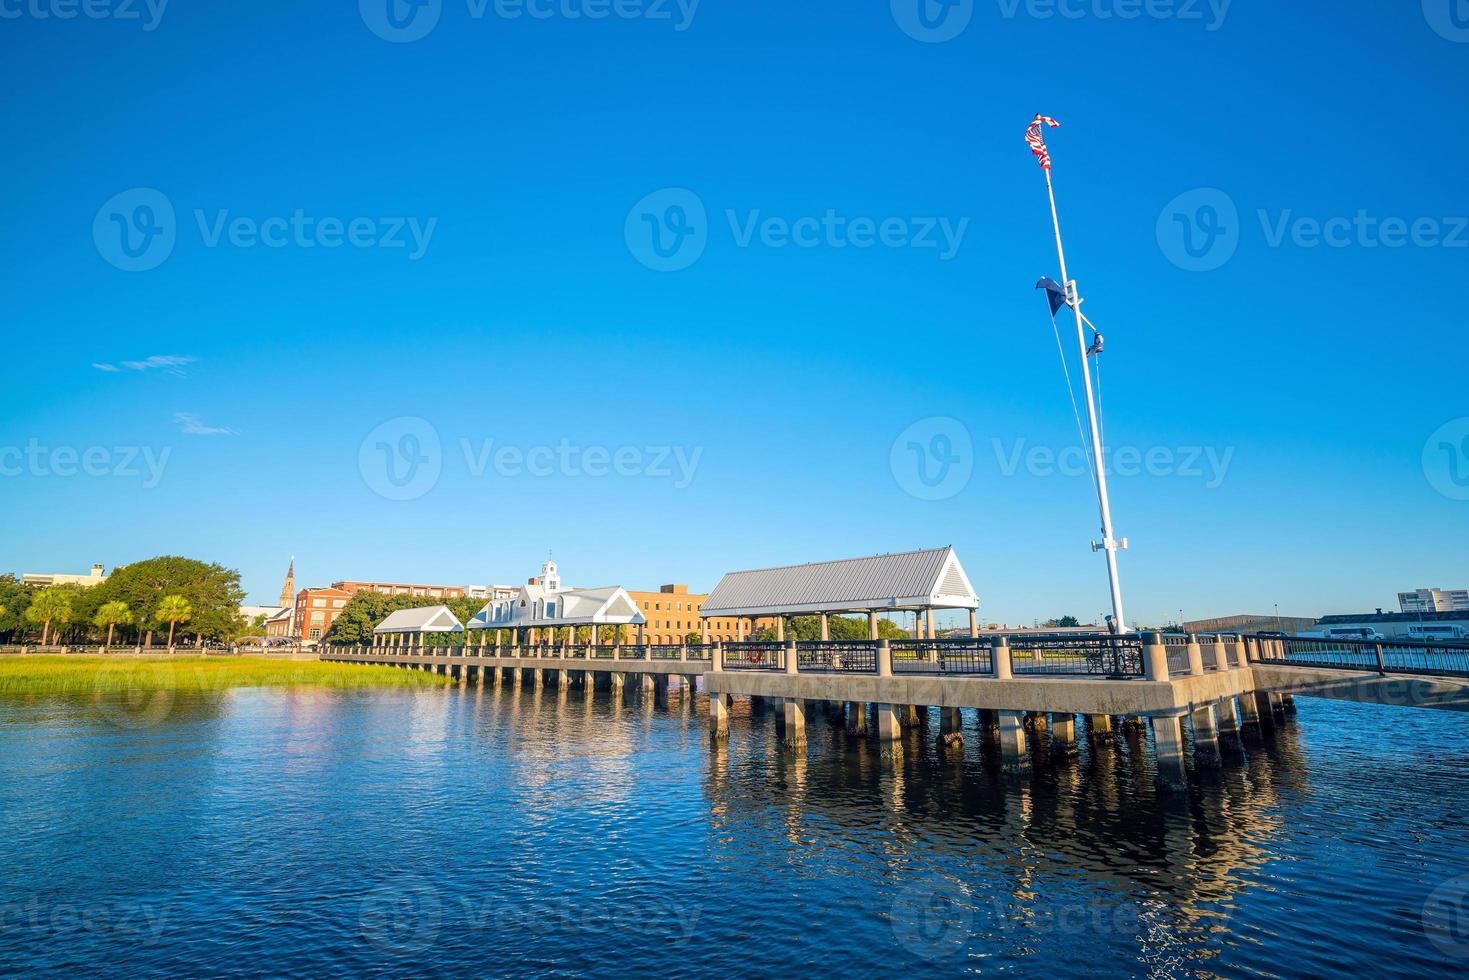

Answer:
[1,681,1467,977]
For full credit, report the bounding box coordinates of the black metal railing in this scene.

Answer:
[649,645,684,661]
[1254,635,1469,677]
[616,644,648,660]
[684,644,715,662]
[795,640,878,673]
[1007,633,1145,677]
[722,641,784,671]
[890,638,995,675]
[589,646,616,659]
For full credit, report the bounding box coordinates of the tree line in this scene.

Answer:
[0,556,247,647]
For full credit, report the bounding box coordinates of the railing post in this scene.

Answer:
[877,639,892,677]
[785,639,798,675]
[1143,631,1170,682]
[713,642,724,673]
[1374,642,1386,675]
[680,643,688,662]
[1186,633,1205,676]
[992,636,1011,680]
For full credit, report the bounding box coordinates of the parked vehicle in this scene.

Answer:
[1324,627,1385,641]
[1407,624,1468,642]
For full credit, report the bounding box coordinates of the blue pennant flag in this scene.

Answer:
[1035,277,1068,316]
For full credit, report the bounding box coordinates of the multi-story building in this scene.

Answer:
[626,584,774,644]
[291,586,354,644]
[22,563,108,587]
[1399,588,1469,614]
[331,580,467,600]
[464,584,518,601]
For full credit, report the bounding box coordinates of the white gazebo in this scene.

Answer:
[466,560,648,649]
[372,605,465,650]
[699,546,980,641]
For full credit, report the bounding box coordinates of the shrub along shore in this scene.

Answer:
[0,656,446,696]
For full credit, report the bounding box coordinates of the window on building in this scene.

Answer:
[311,612,325,625]
[309,628,321,640]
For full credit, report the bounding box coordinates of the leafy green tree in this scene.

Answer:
[1044,615,1081,628]
[156,595,193,649]
[84,557,245,643]
[93,600,133,648]
[25,587,73,645]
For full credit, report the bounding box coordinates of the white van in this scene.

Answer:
[1325,627,1385,641]
[1407,624,1468,642]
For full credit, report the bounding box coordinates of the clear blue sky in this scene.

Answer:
[3,1,1466,626]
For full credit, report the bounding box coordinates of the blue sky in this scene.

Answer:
[2,1,1466,626]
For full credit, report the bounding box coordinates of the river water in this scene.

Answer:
[1,682,1466,977]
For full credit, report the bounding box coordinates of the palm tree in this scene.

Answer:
[156,595,192,651]
[24,588,74,647]
[93,601,133,651]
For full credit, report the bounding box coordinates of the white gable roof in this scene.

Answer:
[468,585,646,629]
[700,546,978,617]
[374,605,465,634]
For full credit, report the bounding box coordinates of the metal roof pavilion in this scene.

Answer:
[373,605,465,635]
[700,546,978,618]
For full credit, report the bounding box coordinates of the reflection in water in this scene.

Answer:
[0,684,1465,976]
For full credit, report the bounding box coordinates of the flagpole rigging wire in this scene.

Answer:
[1048,310,1095,483]
[1040,157,1129,634]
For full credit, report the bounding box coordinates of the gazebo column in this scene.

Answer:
[819,613,830,641]
[700,620,709,644]
[775,617,785,642]
[867,611,878,640]
[968,608,978,638]
[926,608,935,639]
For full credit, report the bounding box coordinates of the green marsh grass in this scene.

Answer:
[0,655,447,697]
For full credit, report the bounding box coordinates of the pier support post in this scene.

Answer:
[875,704,900,742]
[709,692,729,740]
[610,672,625,692]
[1216,697,1241,743]
[977,709,999,741]
[940,707,964,749]
[1051,713,1077,755]
[1087,714,1113,737]
[1189,704,1220,765]
[998,710,1028,772]
[1152,713,1189,792]
[1281,693,1297,714]
[901,704,922,727]
[557,669,570,691]
[847,702,868,735]
[783,699,806,747]
[1252,690,1277,732]
[1026,710,1048,732]
[1269,692,1288,719]
[1237,689,1262,732]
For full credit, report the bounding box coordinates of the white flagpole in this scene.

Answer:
[1041,161,1128,634]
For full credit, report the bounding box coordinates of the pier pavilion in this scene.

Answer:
[697,546,981,642]
[370,605,465,650]
[465,560,648,650]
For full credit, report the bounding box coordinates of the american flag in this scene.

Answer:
[1025,115,1061,171]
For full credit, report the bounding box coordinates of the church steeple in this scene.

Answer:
[278,558,295,607]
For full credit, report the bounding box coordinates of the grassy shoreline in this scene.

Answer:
[0,655,446,696]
